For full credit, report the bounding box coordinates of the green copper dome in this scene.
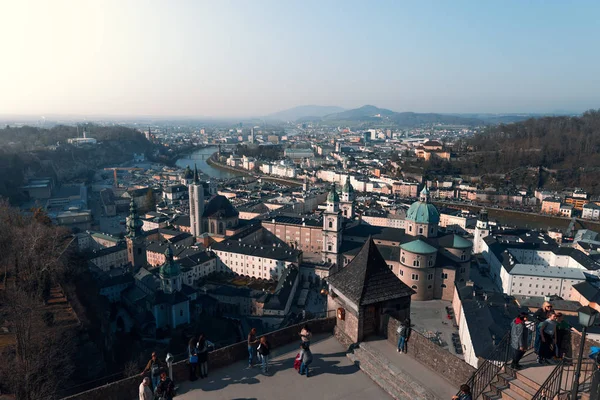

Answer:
[160,246,180,278]
[327,183,339,203]
[447,234,473,249]
[400,239,437,254]
[342,176,354,194]
[406,186,439,224]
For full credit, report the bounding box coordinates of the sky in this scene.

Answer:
[1,0,599,118]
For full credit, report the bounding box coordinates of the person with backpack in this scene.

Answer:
[509,312,529,370]
[298,342,313,377]
[140,351,162,391]
[257,335,271,374]
[155,371,175,400]
[396,318,412,353]
[187,336,198,381]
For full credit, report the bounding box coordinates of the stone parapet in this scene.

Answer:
[61,317,335,400]
[386,316,475,388]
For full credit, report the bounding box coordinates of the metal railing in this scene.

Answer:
[463,332,512,399]
[533,358,596,400]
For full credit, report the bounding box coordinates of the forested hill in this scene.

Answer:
[0,125,153,203]
[469,110,600,168]
[462,109,600,193]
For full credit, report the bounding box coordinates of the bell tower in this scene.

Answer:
[125,198,147,270]
[474,208,491,254]
[323,183,342,265]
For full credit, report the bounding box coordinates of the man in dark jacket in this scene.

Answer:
[510,312,529,370]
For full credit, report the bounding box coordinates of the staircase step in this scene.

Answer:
[508,378,538,398]
[500,388,528,400]
[483,391,501,400]
[514,371,542,392]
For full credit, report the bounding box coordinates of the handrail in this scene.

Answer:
[532,360,564,400]
[462,332,512,399]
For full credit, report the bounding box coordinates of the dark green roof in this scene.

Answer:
[400,239,438,254]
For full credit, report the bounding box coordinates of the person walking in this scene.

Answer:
[247,328,259,368]
[452,384,473,400]
[396,318,412,353]
[538,312,558,364]
[197,333,210,379]
[140,351,162,391]
[138,377,153,400]
[257,336,271,374]
[300,324,312,346]
[187,336,198,381]
[298,342,313,377]
[533,301,553,355]
[155,371,175,400]
[510,312,529,370]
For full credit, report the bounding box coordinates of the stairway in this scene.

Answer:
[347,341,438,400]
[483,366,541,400]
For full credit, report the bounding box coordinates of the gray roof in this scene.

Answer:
[572,281,600,303]
[327,237,414,306]
[211,240,301,262]
[203,195,239,218]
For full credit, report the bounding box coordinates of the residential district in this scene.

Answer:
[9,123,600,400]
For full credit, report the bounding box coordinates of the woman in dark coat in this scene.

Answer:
[197,333,209,379]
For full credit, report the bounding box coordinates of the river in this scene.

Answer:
[175,147,243,179]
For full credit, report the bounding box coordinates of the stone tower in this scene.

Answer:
[473,208,491,254]
[322,183,343,265]
[340,175,355,218]
[189,164,205,237]
[160,245,182,294]
[125,198,147,270]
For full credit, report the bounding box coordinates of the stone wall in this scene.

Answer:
[386,316,475,388]
[62,317,335,400]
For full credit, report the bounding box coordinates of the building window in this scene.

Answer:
[329,221,333,228]
[428,285,432,289]
[442,273,448,279]
[411,274,419,281]
[460,267,465,273]
[401,256,405,263]
[428,259,433,267]
[441,284,447,288]
[419,227,423,234]
[409,225,412,232]
[411,285,418,290]
[399,270,404,276]
[328,245,332,251]
[413,260,420,267]
[427,273,433,280]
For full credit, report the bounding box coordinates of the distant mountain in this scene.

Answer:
[320,105,483,127]
[266,105,346,121]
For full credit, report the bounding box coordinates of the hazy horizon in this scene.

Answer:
[2,1,599,118]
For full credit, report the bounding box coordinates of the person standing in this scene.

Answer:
[247,328,259,368]
[187,337,198,381]
[538,312,558,364]
[510,312,529,370]
[139,377,153,400]
[155,371,175,400]
[299,342,313,377]
[257,336,271,374]
[141,351,162,391]
[533,301,553,355]
[555,313,571,359]
[452,384,473,400]
[396,318,412,353]
[197,333,210,379]
[300,324,312,346]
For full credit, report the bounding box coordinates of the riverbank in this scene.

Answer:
[207,154,303,187]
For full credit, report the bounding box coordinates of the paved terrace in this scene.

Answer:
[176,333,390,400]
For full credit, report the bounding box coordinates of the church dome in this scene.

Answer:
[406,187,440,224]
[160,246,180,278]
[327,183,340,203]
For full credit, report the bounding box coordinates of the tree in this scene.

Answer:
[0,201,75,400]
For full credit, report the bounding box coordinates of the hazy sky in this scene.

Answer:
[1,0,599,117]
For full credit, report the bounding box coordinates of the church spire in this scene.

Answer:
[193,163,200,184]
[126,198,143,238]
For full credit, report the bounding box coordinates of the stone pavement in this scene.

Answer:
[364,337,458,399]
[174,333,391,400]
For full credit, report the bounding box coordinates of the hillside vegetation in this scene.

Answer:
[453,109,600,193]
[0,125,153,203]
